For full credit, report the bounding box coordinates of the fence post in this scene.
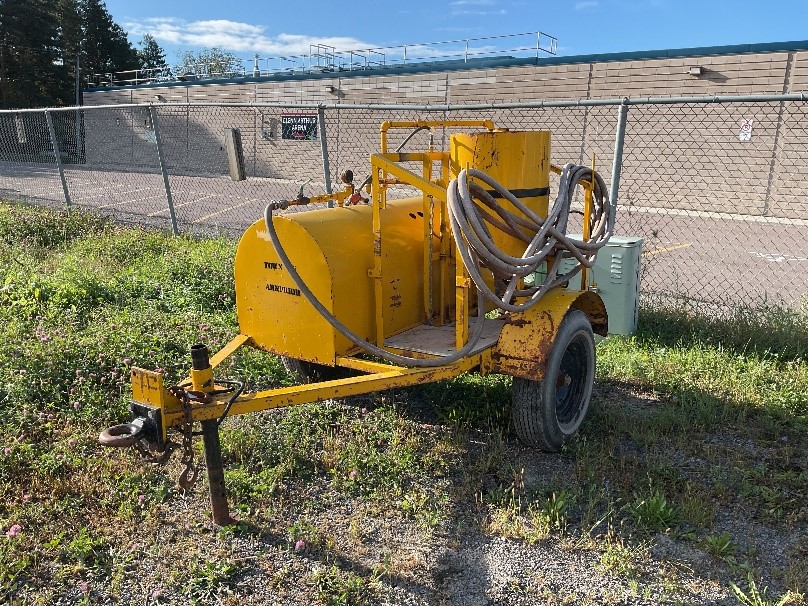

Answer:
[609,100,629,229]
[45,110,72,208]
[317,106,334,207]
[149,105,179,236]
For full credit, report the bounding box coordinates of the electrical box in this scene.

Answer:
[558,235,643,336]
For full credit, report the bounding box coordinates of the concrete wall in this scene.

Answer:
[83,44,808,218]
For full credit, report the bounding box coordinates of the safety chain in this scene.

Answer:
[132,439,177,465]
[168,385,208,493]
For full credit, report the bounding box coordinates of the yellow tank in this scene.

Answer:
[451,130,550,258]
[235,198,425,364]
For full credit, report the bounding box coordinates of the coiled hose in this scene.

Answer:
[448,164,612,313]
[263,163,611,368]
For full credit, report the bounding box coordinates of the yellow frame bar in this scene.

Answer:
[160,354,482,427]
[380,120,495,153]
[371,153,447,201]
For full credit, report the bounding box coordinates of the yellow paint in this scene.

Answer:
[450,130,551,259]
[380,120,495,153]
[644,242,692,257]
[580,154,595,289]
[190,367,214,393]
[157,354,482,428]
[130,367,181,442]
[234,198,426,364]
[493,289,607,381]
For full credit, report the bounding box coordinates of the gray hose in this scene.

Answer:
[263,205,487,368]
[447,165,612,313]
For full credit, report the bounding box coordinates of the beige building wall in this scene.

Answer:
[83,45,808,218]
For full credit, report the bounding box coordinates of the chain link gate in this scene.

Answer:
[1,96,807,316]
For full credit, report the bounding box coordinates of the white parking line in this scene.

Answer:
[98,194,163,209]
[748,251,808,263]
[74,187,151,201]
[147,194,216,217]
[193,199,259,222]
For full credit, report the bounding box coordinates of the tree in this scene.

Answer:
[137,33,165,70]
[81,0,138,78]
[177,47,242,78]
[57,0,82,103]
[0,0,67,108]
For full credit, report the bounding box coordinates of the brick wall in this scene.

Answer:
[82,46,808,218]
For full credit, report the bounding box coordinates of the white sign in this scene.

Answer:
[739,118,753,142]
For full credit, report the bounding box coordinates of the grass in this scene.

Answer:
[0,200,806,604]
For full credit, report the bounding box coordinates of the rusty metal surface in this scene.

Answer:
[570,291,609,336]
[492,287,607,381]
[98,423,143,447]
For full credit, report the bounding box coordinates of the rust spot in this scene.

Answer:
[505,317,530,327]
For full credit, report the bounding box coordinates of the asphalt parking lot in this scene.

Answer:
[1,161,805,310]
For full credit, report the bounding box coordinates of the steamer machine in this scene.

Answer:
[100,120,613,524]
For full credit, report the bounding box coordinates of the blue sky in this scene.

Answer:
[106,0,808,66]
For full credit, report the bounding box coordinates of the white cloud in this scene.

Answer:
[125,18,375,57]
[449,0,505,13]
[574,1,599,9]
[451,8,507,15]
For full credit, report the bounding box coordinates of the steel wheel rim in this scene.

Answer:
[554,333,589,431]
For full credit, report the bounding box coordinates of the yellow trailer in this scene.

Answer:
[100,120,612,525]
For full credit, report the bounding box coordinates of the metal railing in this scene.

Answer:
[1,94,807,315]
[86,31,558,87]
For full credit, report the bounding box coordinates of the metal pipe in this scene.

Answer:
[6,92,808,115]
[317,106,333,206]
[190,343,210,371]
[201,419,231,526]
[45,111,72,208]
[609,101,629,230]
[149,105,179,236]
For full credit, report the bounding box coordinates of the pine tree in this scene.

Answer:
[58,0,82,103]
[137,33,165,70]
[81,0,138,78]
[0,0,67,108]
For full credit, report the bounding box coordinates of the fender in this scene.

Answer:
[490,288,608,381]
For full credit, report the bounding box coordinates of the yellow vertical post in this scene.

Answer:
[423,158,434,324]
[580,153,595,290]
[370,163,385,346]
[439,154,451,325]
[455,252,470,349]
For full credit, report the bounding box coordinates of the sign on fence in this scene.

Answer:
[739,118,753,141]
[281,114,318,140]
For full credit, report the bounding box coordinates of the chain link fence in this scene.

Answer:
[1,97,806,315]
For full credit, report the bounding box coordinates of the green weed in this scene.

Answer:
[730,573,798,606]
[312,565,372,606]
[185,558,237,604]
[632,487,678,533]
[703,532,737,561]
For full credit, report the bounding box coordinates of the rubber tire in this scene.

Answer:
[280,357,351,384]
[511,309,595,452]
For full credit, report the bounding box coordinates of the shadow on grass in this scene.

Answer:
[636,304,808,362]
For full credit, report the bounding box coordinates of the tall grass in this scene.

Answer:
[0,200,804,603]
